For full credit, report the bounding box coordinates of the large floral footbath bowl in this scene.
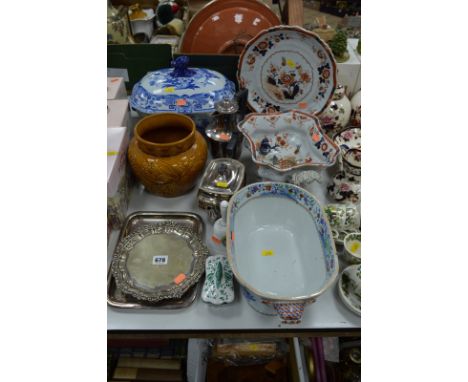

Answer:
[226,182,338,324]
[238,110,339,181]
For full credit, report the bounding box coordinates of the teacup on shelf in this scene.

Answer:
[343,232,361,264]
[324,204,360,232]
[343,148,361,177]
[328,148,361,203]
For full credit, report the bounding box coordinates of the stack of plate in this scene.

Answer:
[108,212,208,309]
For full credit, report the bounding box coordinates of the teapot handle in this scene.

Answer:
[273,302,306,324]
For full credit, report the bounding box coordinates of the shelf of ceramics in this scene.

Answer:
[107,117,360,333]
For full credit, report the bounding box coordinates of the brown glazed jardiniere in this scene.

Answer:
[128,113,208,197]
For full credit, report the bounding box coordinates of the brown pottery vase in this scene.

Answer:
[128,113,208,197]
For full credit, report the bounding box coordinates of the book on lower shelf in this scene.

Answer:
[116,357,181,370]
[113,366,183,381]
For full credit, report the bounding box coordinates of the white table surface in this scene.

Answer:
[107,123,361,332]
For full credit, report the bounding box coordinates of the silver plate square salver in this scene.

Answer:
[111,221,208,303]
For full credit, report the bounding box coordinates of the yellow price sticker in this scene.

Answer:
[261,249,274,257]
[350,242,361,254]
[215,181,229,188]
[286,59,296,68]
[164,87,175,93]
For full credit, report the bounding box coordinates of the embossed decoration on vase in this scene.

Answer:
[128,113,208,197]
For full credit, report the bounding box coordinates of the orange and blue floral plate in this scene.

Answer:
[238,26,337,115]
[238,110,339,174]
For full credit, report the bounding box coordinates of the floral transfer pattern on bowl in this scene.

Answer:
[343,232,361,264]
[343,148,361,177]
[238,110,339,173]
[324,204,360,232]
[130,56,236,114]
[328,171,361,204]
[338,264,361,316]
[238,26,337,115]
[228,183,336,276]
[333,127,361,154]
[241,286,308,323]
[227,182,338,324]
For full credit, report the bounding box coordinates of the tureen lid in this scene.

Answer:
[199,158,245,195]
[130,56,236,114]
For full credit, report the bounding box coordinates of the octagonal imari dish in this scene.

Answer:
[238,110,339,172]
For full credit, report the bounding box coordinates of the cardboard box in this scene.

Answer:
[107,99,130,131]
[107,77,127,100]
[107,127,130,229]
[107,127,129,197]
[336,39,361,98]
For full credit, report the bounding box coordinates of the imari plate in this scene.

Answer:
[238,26,337,114]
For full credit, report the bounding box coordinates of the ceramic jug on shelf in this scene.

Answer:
[350,90,361,127]
[107,0,134,44]
[318,84,351,137]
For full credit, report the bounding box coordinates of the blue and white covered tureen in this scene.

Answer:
[130,56,236,119]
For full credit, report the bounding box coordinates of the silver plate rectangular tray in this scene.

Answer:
[107,211,204,309]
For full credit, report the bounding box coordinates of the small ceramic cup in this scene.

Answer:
[331,229,340,241]
[343,232,361,264]
[324,204,360,232]
[342,148,361,177]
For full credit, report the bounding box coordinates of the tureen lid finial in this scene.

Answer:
[170,56,195,78]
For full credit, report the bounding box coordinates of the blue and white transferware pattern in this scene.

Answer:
[130,56,236,115]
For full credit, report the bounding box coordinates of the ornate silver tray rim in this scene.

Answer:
[111,222,208,303]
